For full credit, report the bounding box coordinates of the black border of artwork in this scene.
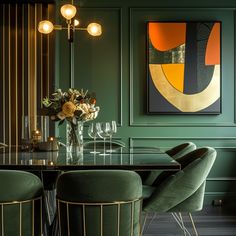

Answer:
[146,21,222,115]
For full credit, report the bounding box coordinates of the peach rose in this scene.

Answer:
[62,101,76,117]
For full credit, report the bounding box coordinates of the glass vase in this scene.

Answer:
[66,121,84,153]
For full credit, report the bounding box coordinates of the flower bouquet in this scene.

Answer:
[42,88,100,152]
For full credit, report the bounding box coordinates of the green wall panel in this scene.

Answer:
[130,8,236,126]
[54,0,236,205]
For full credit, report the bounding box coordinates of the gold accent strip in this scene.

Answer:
[56,198,142,236]
[66,203,70,236]
[15,4,18,148]
[32,199,35,236]
[83,204,86,236]
[1,204,4,236]
[130,202,134,236]
[27,4,30,121]
[100,205,103,236]
[189,213,199,236]
[22,4,24,118]
[57,200,61,236]
[2,4,6,144]
[0,196,42,206]
[40,198,43,235]
[117,203,120,236]
[57,198,141,205]
[47,5,50,96]
[20,202,22,236]
[8,4,11,146]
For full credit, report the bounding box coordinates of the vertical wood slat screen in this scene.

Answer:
[0,3,55,146]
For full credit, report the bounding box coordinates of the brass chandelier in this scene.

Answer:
[38,1,102,42]
[38,0,102,87]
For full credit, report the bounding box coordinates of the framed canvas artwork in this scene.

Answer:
[147,22,221,114]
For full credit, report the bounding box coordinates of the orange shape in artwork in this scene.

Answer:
[149,23,186,51]
[205,23,220,65]
[161,64,185,92]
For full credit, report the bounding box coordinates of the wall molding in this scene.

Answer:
[129,136,236,149]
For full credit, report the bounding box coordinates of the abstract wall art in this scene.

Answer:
[147,22,221,114]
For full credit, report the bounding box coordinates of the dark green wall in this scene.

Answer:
[55,0,236,204]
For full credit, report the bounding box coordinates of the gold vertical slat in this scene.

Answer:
[15,4,18,147]
[138,200,142,236]
[1,204,4,236]
[2,4,6,144]
[130,202,134,236]
[40,198,43,235]
[27,4,30,126]
[8,4,11,146]
[32,200,35,236]
[22,5,24,119]
[19,202,22,236]
[82,204,86,236]
[34,4,37,117]
[117,203,120,236]
[47,5,50,96]
[40,3,43,107]
[100,205,103,236]
[57,200,61,236]
[66,203,70,236]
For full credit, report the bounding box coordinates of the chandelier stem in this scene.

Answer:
[69,42,75,88]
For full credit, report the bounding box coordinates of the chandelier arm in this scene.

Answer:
[74,28,87,31]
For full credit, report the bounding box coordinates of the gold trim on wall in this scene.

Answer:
[0,3,54,145]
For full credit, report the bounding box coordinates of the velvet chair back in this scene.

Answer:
[56,170,142,236]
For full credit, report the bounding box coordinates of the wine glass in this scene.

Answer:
[107,120,117,152]
[96,122,110,156]
[88,123,100,154]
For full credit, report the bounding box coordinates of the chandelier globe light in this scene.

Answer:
[38,1,102,41]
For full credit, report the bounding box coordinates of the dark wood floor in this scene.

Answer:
[142,205,236,236]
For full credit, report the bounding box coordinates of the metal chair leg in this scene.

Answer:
[188,213,199,236]
[141,213,157,235]
[179,212,187,236]
[172,213,191,236]
[141,213,148,235]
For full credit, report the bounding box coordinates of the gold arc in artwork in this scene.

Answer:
[149,64,220,112]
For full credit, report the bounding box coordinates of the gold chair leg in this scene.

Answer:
[141,213,157,235]
[171,213,191,236]
[179,212,187,236]
[141,213,148,235]
[188,213,199,236]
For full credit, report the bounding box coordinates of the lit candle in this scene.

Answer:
[32,130,42,142]
[47,136,55,142]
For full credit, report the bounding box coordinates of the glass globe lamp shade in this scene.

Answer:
[60,4,77,20]
[74,19,80,26]
[38,20,54,34]
[87,23,102,36]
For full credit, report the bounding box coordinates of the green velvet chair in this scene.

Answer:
[56,170,142,236]
[0,170,44,236]
[143,142,196,185]
[142,147,217,236]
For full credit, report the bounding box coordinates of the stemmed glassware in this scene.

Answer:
[107,120,117,152]
[88,123,100,154]
[96,122,111,156]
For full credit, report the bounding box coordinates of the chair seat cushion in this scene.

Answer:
[142,185,156,199]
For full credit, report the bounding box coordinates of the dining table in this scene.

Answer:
[0,145,181,171]
[0,145,181,230]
